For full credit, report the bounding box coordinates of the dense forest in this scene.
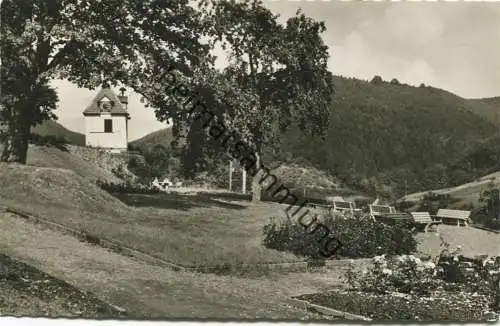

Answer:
[274,76,499,198]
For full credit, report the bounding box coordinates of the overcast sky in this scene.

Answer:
[52,1,500,141]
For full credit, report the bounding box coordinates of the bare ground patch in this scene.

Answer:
[0,254,124,317]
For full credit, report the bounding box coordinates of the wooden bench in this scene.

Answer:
[436,209,471,227]
[369,204,396,221]
[410,212,442,232]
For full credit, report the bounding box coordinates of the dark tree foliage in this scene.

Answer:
[390,78,400,85]
[1,0,208,163]
[127,145,180,182]
[370,75,383,85]
[472,182,500,229]
[414,192,459,215]
[180,0,336,201]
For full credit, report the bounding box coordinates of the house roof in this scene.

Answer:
[83,87,129,116]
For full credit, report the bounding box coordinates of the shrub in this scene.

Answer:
[299,288,494,321]
[370,75,383,85]
[459,202,475,211]
[472,183,500,227]
[394,200,414,212]
[485,219,500,231]
[111,164,127,179]
[326,215,417,258]
[262,218,324,258]
[415,192,459,215]
[95,179,161,194]
[262,214,417,259]
[436,243,499,310]
[345,254,440,295]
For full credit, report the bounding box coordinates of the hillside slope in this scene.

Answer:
[0,163,300,267]
[401,134,500,206]
[278,76,499,196]
[130,127,173,149]
[25,144,129,183]
[400,174,500,207]
[222,162,363,200]
[31,120,85,146]
[0,163,132,221]
[282,76,497,172]
[468,97,500,123]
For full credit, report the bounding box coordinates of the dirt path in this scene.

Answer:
[0,212,343,319]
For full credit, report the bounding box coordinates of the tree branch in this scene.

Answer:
[46,39,78,72]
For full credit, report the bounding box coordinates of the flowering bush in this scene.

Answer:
[344,243,499,315]
[345,254,440,295]
[326,215,417,258]
[435,243,499,311]
[299,289,495,321]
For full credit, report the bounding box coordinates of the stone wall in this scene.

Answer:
[67,145,137,181]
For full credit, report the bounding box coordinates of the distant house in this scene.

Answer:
[83,85,130,153]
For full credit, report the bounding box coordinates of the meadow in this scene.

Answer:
[0,163,300,267]
[0,157,498,321]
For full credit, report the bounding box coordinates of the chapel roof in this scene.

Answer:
[83,86,129,116]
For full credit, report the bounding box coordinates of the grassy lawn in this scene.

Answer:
[414,224,500,257]
[1,164,496,267]
[0,163,298,267]
[0,213,344,319]
[0,163,497,320]
[26,144,121,183]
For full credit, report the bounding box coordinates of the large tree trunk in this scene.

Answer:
[0,104,31,164]
[252,152,262,202]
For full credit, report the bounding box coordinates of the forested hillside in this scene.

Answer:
[92,75,500,200]
[30,120,85,146]
[468,97,500,123]
[276,76,499,198]
[130,127,174,149]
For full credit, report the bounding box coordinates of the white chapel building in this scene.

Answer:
[83,85,130,153]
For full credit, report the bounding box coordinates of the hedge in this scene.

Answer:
[263,214,417,260]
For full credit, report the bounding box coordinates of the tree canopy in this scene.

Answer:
[0,0,209,162]
[2,0,334,203]
[146,0,335,200]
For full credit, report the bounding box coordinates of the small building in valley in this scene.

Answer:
[83,85,130,153]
